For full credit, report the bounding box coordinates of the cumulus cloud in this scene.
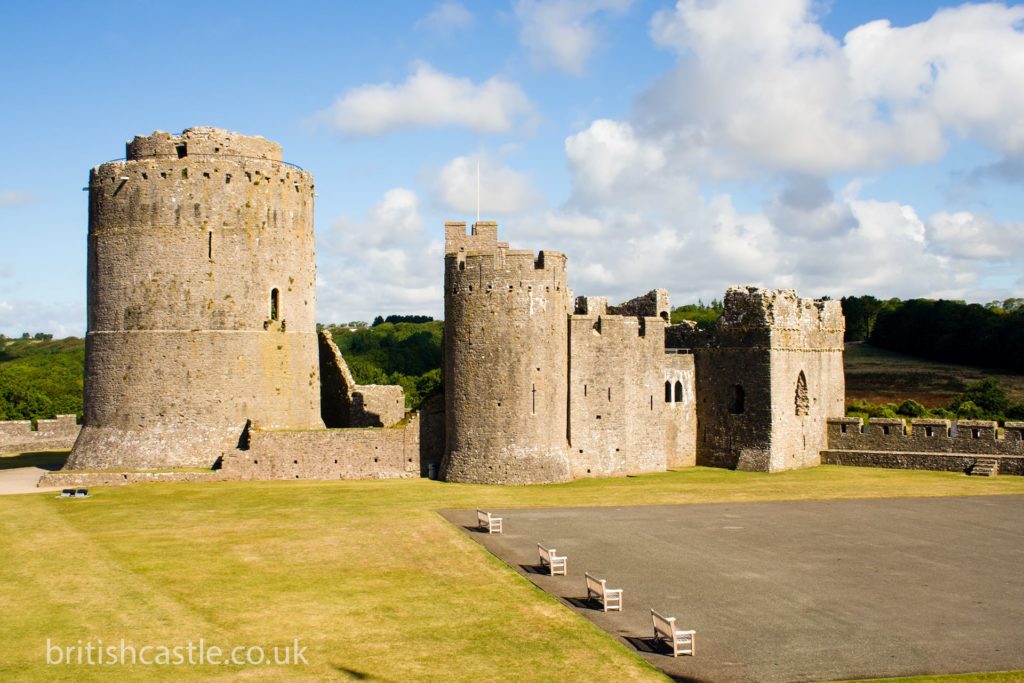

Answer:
[515,0,635,74]
[927,211,1024,260]
[315,62,534,135]
[0,299,84,338]
[318,188,442,324]
[640,0,1024,176]
[416,1,474,35]
[431,153,543,215]
[0,190,33,208]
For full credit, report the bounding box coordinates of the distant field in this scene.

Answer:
[844,343,1024,408]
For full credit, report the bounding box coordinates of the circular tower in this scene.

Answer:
[441,221,572,484]
[67,127,324,470]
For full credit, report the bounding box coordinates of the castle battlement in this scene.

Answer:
[827,417,1024,456]
[125,127,282,162]
[719,286,843,330]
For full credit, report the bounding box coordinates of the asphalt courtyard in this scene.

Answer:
[443,495,1024,682]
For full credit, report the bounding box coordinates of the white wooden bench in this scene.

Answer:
[537,543,567,575]
[476,509,502,534]
[651,609,696,656]
[585,573,622,612]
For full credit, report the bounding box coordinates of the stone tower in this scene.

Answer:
[441,221,572,484]
[694,287,845,472]
[67,127,324,470]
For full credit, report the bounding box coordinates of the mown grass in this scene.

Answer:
[845,343,1024,407]
[1,466,1023,681]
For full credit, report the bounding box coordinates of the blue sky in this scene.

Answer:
[1,0,1023,336]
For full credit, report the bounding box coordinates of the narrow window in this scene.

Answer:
[926,426,934,437]
[840,424,848,434]
[883,426,890,435]
[531,384,536,415]
[795,371,809,416]
[665,381,672,403]
[674,381,683,403]
[207,231,213,260]
[270,288,279,321]
[607,387,611,401]
[972,428,981,439]
[729,384,745,415]
[650,395,653,411]
[584,384,587,397]
[176,143,187,158]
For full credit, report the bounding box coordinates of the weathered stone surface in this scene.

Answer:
[442,222,572,484]
[318,331,405,428]
[0,415,79,454]
[696,287,845,472]
[67,128,324,470]
[827,417,1024,457]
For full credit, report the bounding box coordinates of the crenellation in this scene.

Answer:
[827,417,1024,458]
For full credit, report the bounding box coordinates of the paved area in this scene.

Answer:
[443,496,1024,682]
[0,467,63,495]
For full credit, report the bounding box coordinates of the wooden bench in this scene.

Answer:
[651,609,695,656]
[537,544,567,575]
[476,509,502,534]
[585,573,622,611]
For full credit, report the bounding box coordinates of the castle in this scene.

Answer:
[47,127,855,484]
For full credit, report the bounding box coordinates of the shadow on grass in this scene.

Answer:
[330,664,389,681]
[0,450,69,471]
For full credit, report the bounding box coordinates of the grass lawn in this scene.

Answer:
[845,343,1024,408]
[2,466,1023,682]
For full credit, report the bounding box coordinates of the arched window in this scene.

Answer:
[674,381,683,403]
[729,384,745,415]
[270,288,280,321]
[795,371,809,416]
[665,381,672,403]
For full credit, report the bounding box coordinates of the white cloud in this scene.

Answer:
[318,188,442,324]
[515,0,635,75]
[641,0,1024,175]
[416,1,474,35]
[927,211,1024,260]
[0,190,33,208]
[315,62,534,135]
[431,153,543,215]
[0,299,84,338]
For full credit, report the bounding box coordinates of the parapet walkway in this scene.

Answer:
[445,495,1024,682]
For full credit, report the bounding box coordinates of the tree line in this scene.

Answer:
[841,296,1024,372]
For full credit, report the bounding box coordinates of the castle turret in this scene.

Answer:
[441,221,572,484]
[694,287,845,472]
[67,127,324,470]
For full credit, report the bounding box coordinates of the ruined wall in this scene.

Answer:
[318,330,405,428]
[567,308,667,477]
[663,353,697,468]
[442,221,572,484]
[221,416,421,480]
[0,415,80,454]
[695,287,845,472]
[608,289,670,321]
[68,127,323,471]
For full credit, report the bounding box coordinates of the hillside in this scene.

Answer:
[844,342,1024,408]
[0,337,85,421]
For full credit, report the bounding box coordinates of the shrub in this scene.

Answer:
[896,399,928,418]
[954,400,985,419]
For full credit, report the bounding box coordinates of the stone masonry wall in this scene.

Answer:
[695,287,845,472]
[318,330,405,428]
[663,353,697,468]
[221,416,421,480]
[442,221,572,484]
[567,309,668,477]
[0,415,80,454]
[68,128,323,471]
